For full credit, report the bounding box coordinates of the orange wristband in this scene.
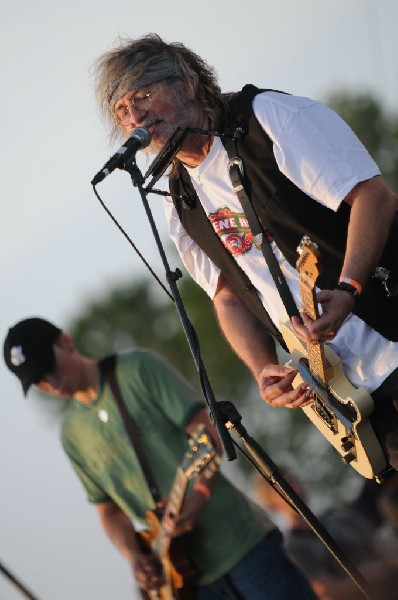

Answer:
[339,278,363,296]
[194,482,211,499]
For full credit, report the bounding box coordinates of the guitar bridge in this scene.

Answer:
[310,397,338,434]
[297,358,356,430]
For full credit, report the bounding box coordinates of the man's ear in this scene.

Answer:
[56,332,75,353]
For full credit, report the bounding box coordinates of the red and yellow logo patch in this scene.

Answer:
[209,207,259,256]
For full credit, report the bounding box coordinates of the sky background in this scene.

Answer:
[1,1,398,598]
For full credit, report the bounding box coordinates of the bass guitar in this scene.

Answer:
[138,425,220,599]
[280,236,388,481]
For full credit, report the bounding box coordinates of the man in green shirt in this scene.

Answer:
[3,317,317,599]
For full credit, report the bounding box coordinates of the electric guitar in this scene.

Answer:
[138,426,221,599]
[280,236,388,481]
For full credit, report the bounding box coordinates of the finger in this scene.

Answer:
[284,390,315,409]
[142,562,160,577]
[260,370,298,399]
[146,573,166,591]
[156,497,168,509]
[291,317,317,343]
[316,289,332,302]
[291,315,304,328]
[264,383,311,408]
[259,363,297,379]
[309,325,336,342]
[291,316,311,337]
[135,560,163,589]
[174,512,195,530]
[262,370,297,387]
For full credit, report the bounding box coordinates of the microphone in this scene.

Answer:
[91,126,151,185]
[144,127,188,189]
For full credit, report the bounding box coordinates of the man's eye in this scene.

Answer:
[135,92,151,103]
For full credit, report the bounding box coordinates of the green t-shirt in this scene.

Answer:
[61,349,275,584]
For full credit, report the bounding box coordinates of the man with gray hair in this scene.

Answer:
[93,34,398,475]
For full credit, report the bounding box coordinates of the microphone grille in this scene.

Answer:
[131,126,152,148]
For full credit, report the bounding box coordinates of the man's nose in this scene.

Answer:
[123,105,148,133]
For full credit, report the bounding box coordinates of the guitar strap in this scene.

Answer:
[222,133,301,322]
[99,354,162,505]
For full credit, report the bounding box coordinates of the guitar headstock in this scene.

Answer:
[182,425,220,481]
[296,236,322,288]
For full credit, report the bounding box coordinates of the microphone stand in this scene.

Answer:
[0,560,40,600]
[119,137,375,600]
[125,156,236,462]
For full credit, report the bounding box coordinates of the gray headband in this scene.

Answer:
[108,53,180,109]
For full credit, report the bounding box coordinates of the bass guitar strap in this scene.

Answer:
[99,354,162,505]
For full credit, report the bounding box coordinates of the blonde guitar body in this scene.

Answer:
[281,236,388,482]
[280,322,387,480]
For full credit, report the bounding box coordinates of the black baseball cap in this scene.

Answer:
[3,317,61,395]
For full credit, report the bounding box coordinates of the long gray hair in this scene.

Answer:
[93,33,224,142]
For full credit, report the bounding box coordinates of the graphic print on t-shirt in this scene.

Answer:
[209,207,260,256]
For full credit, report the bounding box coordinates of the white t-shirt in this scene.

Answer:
[164,91,398,392]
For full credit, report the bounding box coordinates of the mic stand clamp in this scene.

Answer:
[124,159,144,186]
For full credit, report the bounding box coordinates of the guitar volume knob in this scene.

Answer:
[341,437,354,452]
[342,451,356,464]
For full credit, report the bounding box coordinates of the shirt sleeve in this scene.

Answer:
[63,447,111,504]
[164,195,221,298]
[253,92,381,211]
[132,349,205,429]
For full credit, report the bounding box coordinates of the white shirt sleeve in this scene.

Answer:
[164,195,221,298]
[253,92,381,211]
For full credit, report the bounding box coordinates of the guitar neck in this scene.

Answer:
[152,467,188,559]
[300,277,327,385]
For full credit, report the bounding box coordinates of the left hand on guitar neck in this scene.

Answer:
[291,288,355,345]
[163,489,209,538]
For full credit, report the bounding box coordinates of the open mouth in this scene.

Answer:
[144,119,164,137]
[144,118,163,135]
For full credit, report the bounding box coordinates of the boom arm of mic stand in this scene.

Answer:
[124,161,236,461]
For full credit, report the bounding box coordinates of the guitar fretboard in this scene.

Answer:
[152,467,187,559]
[300,274,327,385]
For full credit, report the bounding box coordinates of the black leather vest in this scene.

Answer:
[169,85,398,341]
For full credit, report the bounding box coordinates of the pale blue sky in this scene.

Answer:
[1,1,397,598]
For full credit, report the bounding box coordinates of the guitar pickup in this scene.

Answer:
[310,398,338,434]
[297,358,357,430]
